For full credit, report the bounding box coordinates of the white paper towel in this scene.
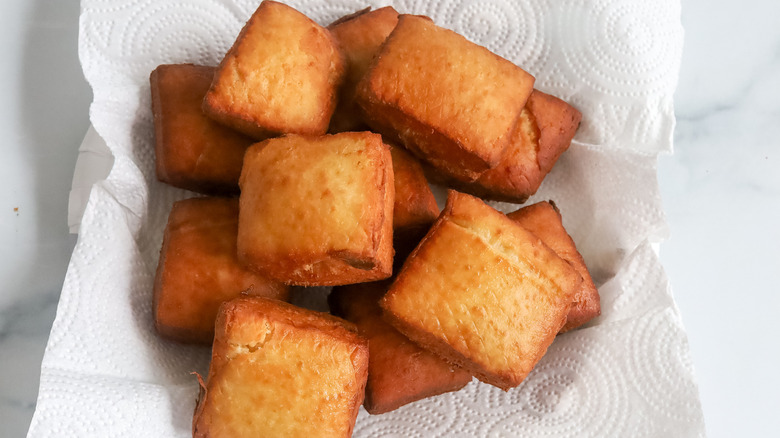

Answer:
[29,0,704,436]
[68,126,113,234]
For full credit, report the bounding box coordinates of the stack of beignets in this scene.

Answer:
[146,1,603,435]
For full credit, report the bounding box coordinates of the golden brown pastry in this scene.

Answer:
[389,145,439,236]
[203,1,345,139]
[388,144,439,268]
[356,14,535,182]
[327,6,400,132]
[430,90,582,203]
[150,64,255,194]
[237,132,394,286]
[193,296,368,438]
[325,12,441,241]
[153,197,289,344]
[329,281,471,414]
[507,201,600,332]
[381,191,581,390]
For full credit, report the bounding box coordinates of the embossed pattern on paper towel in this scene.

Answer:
[28,1,703,437]
[80,0,682,153]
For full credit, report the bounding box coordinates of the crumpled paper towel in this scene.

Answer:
[68,126,113,234]
[29,0,705,436]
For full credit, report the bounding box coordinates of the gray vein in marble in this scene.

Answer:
[0,289,59,341]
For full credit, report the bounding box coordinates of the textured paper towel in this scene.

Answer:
[29,0,704,436]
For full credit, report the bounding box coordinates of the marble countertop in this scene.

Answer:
[1,0,777,436]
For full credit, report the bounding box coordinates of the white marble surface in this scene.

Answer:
[0,1,89,437]
[658,0,780,435]
[0,0,777,437]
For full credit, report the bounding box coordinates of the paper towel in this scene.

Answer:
[68,126,113,234]
[29,0,704,436]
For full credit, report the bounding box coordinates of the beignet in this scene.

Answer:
[329,281,471,414]
[356,14,535,181]
[432,90,582,203]
[389,145,439,237]
[328,6,400,132]
[381,191,581,390]
[193,297,368,438]
[507,201,600,332]
[203,0,345,138]
[153,197,289,344]
[237,132,394,285]
[150,64,255,194]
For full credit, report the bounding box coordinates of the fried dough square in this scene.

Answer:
[203,1,345,139]
[153,197,289,344]
[193,297,368,438]
[327,6,400,132]
[237,132,394,285]
[434,90,582,202]
[329,281,471,414]
[507,201,600,332]
[390,145,439,235]
[150,64,255,194]
[389,145,439,267]
[381,191,582,390]
[356,14,535,181]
